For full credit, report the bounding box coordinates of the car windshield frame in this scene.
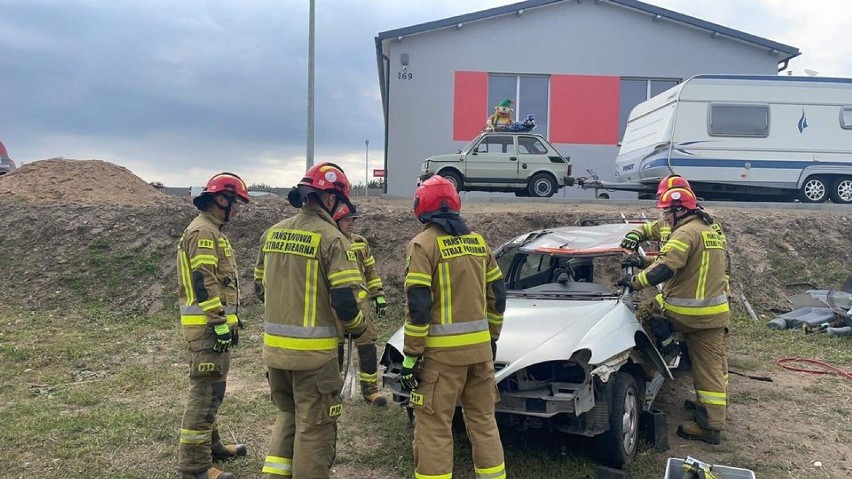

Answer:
[495,223,644,298]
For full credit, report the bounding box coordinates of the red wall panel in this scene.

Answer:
[453,71,488,141]
[550,75,620,145]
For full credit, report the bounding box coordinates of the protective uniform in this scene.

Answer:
[622,175,731,389]
[255,163,366,479]
[624,188,729,444]
[177,173,249,479]
[333,203,387,406]
[403,175,508,479]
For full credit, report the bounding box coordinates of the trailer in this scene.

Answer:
[578,75,852,203]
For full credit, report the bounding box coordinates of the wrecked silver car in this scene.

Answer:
[380,222,674,467]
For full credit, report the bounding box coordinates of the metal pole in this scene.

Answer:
[365,139,369,197]
[306,0,315,169]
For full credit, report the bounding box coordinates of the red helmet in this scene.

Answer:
[657,187,698,210]
[298,162,351,198]
[414,175,461,221]
[332,204,360,222]
[201,172,250,203]
[656,175,692,197]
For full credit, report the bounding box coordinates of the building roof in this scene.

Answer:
[376,0,799,60]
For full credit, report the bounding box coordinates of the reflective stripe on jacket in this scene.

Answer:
[177,212,239,341]
[403,223,504,366]
[635,215,729,328]
[632,220,672,245]
[255,203,363,370]
[634,217,731,293]
[350,233,384,297]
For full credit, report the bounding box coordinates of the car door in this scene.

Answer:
[464,134,520,186]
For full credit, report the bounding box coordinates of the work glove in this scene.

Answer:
[491,341,498,361]
[400,355,421,390]
[374,295,388,317]
[622,254,644,269]
[616,273,635,290]
[212,323,232,353]
[231,316,244,347]
[620,232,641,251]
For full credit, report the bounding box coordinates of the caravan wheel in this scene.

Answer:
[799,176,829,203]
[830,177,852,204]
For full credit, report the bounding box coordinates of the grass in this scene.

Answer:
[729,312,852,365]
[2,301,850,478]
[53,238,165,309]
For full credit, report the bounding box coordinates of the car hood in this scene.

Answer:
[427,154,461,163]
[384,296,665,382]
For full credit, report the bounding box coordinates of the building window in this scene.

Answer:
[488,74,549,136]
[619,78,680,139]
[842,106,852,129]
[708,104,770,137]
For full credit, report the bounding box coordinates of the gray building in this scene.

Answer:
[375,0,799,196]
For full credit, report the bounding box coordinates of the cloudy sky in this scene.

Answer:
[2,0,849,187]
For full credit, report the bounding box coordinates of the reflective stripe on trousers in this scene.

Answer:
[262,456,293,476]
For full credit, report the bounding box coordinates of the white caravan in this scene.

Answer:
[584,75,852,203]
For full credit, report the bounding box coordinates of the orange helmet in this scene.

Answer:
[657,187,698,210]
[332,204,359,222]
[195,172,250,205]
[656,174,692,198]
[298,162,351,197]
[414,176,461,221]
[288,162,355,214]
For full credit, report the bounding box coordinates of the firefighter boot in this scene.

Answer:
[211,429,247,462]
[211,443,247,462]
[357,344,387,407]
[181,466,235,479]
[677,421,721,445]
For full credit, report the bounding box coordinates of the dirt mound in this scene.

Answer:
[0,193,849,317]
[0,158,171,206]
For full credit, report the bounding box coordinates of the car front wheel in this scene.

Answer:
[593,372,640,468]
[439,171,463,192]
[528,173,557,198]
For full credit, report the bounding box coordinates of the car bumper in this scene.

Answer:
[564,176,575,187]
[417,173,434,186]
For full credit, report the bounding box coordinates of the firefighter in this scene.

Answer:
[620,175,731,391]
[401,175,508,479]
[255,163,367,479]
[618,187,729,444]
[177,173,250,479]
[620,175,697,355]
[332,204,388,407]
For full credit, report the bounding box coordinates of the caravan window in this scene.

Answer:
[708,104,770,137]
[842,107,852,129]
